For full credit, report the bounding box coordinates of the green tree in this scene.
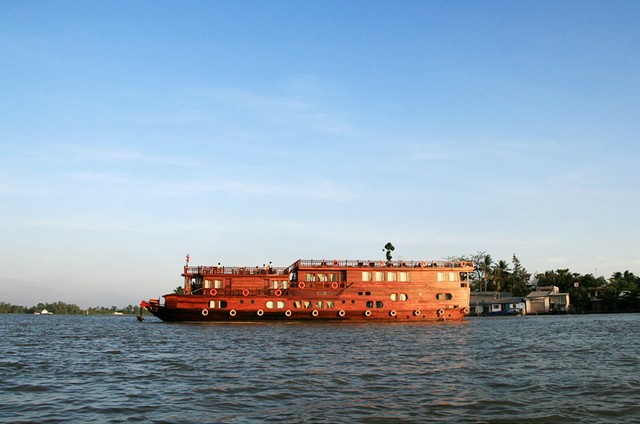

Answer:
[383,242,395,262]
[506,254,531,296]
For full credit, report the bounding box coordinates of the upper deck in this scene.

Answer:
[183,259,473,277]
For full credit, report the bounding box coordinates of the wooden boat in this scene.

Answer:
[142,258,473,322]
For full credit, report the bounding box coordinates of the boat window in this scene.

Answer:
[374,272,384,282]
[318,274,328,282]
[390,293,398,301]
[214,280,223,288]
[303,300,313,308]
[449,272,457,282]
[329,273,338,282]
[387,272,397,282]
[305,273,315,282]
[208,300,228,308]
[446,293,453,300]
[362,272,372,282]
[399,293,408,301]
[437,272,445,282]
[436,293,444,300]
[325,301,335,308]
[376,301,384,308]
[204,280,213,289]
[366,301,374,308]
[399,272,410,282]
[276,301,286,308]
[390,293,409,301]
[294,301,302,308]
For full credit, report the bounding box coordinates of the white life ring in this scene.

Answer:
[437,309,445,316]
[364,310,372,317]
[229,309,237,317]
[414,309,421,316]
[389,310,397,317]
[201,309,209,316]
[338,310,346,317]
[311,310,319,317]
[257,309,264,316]
[284,310,292,317]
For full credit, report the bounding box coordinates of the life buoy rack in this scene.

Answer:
[437,309,445,316]
[298,282,306,289]
[209,289,217,296]
[389,310,397,317]
[311,310,319,317]
[414,309,421,316]
[257,309,264,317]
[420,261,427,268]
[338,310,346,317]
[229,309,237,317]
[331,282,338,290]
[332,259,339,266]
[242,289,249,297]
[284,310,292,317]
[460,261,467,267]
[364,310,372,317]
[274,289,282,297]
[201,309,209,316]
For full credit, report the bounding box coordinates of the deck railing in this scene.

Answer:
[185,260,473,276]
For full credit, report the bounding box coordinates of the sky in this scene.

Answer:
[1,1,639,308]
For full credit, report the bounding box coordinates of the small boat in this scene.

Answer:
[142,257,473,322]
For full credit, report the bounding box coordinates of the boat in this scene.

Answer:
[142,258,473,322]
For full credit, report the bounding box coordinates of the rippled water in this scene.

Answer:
[1,313,639,423]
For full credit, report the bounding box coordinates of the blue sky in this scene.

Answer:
[1,1,639,308]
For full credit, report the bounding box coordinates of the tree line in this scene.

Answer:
[458,251,640,313]
[0,301,143,315]
[2,251,639,314]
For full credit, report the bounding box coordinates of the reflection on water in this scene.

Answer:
[1,314,640,422]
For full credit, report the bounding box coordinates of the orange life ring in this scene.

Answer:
[275,289,282,297]
[460,261,467,267]
[331,282,338,289]
[209,289,217,296]
[298,282,306,289]
[242,289,249,296]
[332,259,339,266]
[338,310,346,317]
[420,261,427,268]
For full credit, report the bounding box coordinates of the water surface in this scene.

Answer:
[1,314,639,423]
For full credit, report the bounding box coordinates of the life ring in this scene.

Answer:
[331,282,338,289]
[311,310,319,317]
[229,309,237,317]
[420,261,427,268]
[460,261,467,267]
[201,309,209,316]
[414,309,421,316]
[437,309,444,316]
[364,310,372,317]
[338,310,346,317]
[284,310,292,317]
[462,307,470,315]
[275,289,282,297]
[242,289,249,297]
[389,310,397,317]
[209,289,217,296]
[257,309,264,316]
[298,282,306,289]
[332,259,339,266]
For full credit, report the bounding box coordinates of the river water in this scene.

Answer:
[1,313,639,423]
